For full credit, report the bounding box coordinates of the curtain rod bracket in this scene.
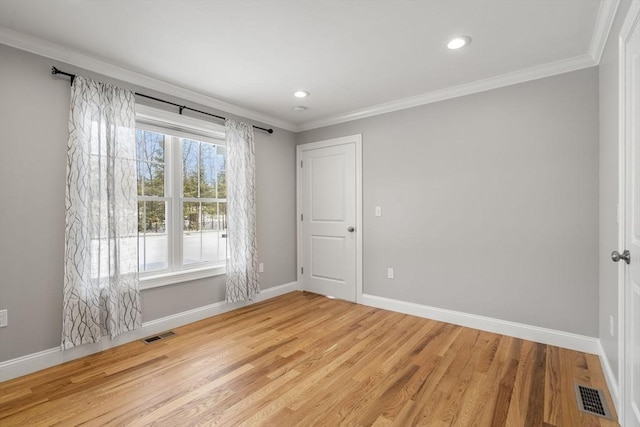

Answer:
[52,66,74,86]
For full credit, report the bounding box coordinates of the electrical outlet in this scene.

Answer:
[0,310,7,328]
[375,206,382,217]
[387,268,394,279]
[258,263,264,273]
[610,315,615,337]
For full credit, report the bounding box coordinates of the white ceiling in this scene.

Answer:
[0,1,610,132]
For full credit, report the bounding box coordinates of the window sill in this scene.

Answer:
[140,265,226,290]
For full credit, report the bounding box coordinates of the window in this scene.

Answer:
[135,106,227,288]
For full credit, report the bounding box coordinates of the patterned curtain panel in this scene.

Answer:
[62,76,141,349]
[225,119,259,302]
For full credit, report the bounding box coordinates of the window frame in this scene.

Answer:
[135,105,227,290]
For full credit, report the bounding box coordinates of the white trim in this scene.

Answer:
[296,148,304,290]
[0,27,295,132]
[589,0,622,63]
[136,104,226,141]
[598,340,621,413]
[0,25,608,135]
[354,137,363,305]
[617,15,628,425]
[362,294,600,354]
[139,265,226,290]
[0,281,298,382]
[617,2,640,424]
[296,54,597,132]
[296,135,364,303]
[0,24,607,136]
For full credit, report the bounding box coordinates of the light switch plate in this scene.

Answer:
[375,206,382,217]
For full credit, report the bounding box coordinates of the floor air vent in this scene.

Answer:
[574,384,612,419]
[142,331,175,344]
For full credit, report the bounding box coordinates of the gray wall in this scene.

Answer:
[297,67,600,337]
[0,45,297,362]
[598,0,633,384]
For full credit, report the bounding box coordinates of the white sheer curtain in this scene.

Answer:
[62,76,141,349]
[225,119,259,302]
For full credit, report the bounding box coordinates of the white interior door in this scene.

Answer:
[621,4,640,426]
[297,135,362,302]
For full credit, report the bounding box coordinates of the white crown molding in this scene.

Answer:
[0,27,296,133]
[362,294,600,355]
[589,0,622,63]
[0,282,298,382]
[296,53,597,132]
[1,7,612,136]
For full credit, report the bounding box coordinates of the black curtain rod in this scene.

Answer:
[51,66,274,134]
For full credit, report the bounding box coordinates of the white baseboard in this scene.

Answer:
[362,294,600,354]
[0,281,298,382]
[597,340,620,414]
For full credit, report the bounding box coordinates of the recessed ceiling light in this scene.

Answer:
[293,106,308,111]
[447,36,471,50]
[294,90,310,98]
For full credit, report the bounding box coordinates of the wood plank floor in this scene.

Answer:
[0,291,618,426]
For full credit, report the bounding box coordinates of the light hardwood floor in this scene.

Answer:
[0,291,618,426]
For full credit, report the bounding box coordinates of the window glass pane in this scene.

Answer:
[200,143,216,198]
[217,202,227,262]
[138,201,145,270]
[217,170,227,199]
[145,201,167,233]
[201,202,217,230]
[137,161,144,196]
[183,201,200,232]
[201,202,217,263]
[137,130,165,163]
[136,130,145,161]
[183,202,201,265]
[218,202,227,262]
[138,201,168,272]
[216,146,226,198]
[136,130,165,197]
[218,202,227,231]
[183,139,199,197]
[140,162,164,197]
[216,145,226,171]
[138,201,145,233]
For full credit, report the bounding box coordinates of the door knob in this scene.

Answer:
[347,226,355,232]
[611,250,631,264]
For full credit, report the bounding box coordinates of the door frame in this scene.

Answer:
[617,1,640,423]
[296,134,363,303]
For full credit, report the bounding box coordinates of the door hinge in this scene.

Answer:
[300,160,303,167]
[301,213,303,221]
[301,267,304,275]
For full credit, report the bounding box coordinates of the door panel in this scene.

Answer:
[300,140,357,302]
[311,153,346,221]
[311,236,346,281]
[624,6,640,426]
